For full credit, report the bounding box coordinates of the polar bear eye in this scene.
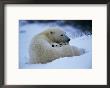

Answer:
[50,31,53,34]
[60,34,63,36]
[52,45,54,47]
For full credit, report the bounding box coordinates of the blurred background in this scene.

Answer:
[19,20,92,36]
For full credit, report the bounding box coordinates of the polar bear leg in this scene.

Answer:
[71,46,85,56]
[57,45,85,57]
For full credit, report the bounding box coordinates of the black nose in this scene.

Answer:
[68,38,70,42]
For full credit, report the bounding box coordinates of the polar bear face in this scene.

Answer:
[46,28,70,43]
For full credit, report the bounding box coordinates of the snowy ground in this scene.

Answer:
[19,23,92,69]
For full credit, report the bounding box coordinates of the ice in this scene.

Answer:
[19,23,92,69]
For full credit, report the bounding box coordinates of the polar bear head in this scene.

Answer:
[43,27,70,43]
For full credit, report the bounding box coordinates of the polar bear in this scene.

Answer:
[29,27,85,64]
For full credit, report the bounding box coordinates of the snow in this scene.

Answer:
[19,23,92,69]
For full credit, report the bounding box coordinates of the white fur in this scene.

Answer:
[29,28,85,64]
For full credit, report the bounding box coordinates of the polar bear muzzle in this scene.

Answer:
[64,35,70,43]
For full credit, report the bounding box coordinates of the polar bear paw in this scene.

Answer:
[79,48,86,55]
